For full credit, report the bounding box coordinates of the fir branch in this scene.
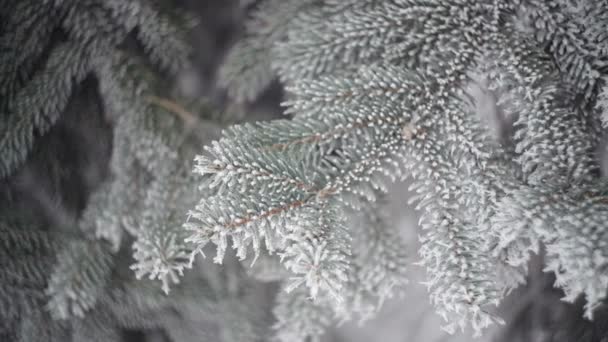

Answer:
[0,42,93,178]
[0,0,62,96]
[219,0,320,102]
[96,0,192,73]
[46,241,114,320]
[272,287,334,342]
[336,198,409,323]
[517,0,608,100]
[484,29,597,185]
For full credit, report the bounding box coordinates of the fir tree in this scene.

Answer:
[4,0,608,341]
[0,1,268,341]
[182,0,608,340]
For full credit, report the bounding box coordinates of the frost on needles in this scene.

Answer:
[1,1,269,341]
[181,0,608,340]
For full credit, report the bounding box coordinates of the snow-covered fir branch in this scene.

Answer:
[0,1,270,341]
[186,0,608,339]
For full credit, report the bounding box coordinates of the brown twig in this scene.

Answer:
[265,121,368,151]
[265,116,410,152]
[223,199,307,230]
[146,95,198,127]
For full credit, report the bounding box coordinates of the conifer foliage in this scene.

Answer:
[183,0,608,339]
[1,1,267,341]
[2,0,608,341]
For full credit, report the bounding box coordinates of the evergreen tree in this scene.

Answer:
[1,1,268,341]
[182,0,608,340]
[3,1,608,342]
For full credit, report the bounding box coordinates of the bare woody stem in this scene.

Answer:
[219,186,337,231]
[146,95,198,127]
[265,116,406,151]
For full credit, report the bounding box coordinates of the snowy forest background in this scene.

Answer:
[2,0,608,341]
